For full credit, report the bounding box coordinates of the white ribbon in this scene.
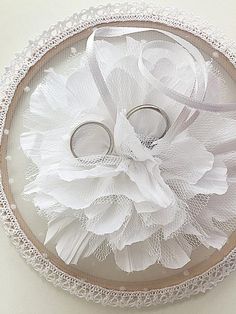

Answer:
[86,26,236,115]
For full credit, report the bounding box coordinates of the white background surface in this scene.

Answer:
[0,0,236,313]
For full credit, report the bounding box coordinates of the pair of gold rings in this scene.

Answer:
[70,104,170,158]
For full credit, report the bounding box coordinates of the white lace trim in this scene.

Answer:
[0,2,236,307]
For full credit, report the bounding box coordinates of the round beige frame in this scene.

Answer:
[0,3,236,307]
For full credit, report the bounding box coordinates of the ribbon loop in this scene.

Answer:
[86,26,236,113]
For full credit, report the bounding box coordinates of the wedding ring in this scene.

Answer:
[126,104,170,139]
[70,121,114,158]
[70,105,169,158]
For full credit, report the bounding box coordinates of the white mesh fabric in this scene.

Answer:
[20,32,236,272]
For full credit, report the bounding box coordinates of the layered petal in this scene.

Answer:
[109,210,155,250]
[25,70,72,132]
[85,199,132,235]
[114,241,158,272]
[190,112,236,152]
[155,135,214,185]
[127,160,174,207]
[191,156,228,195]
[160,238,191,269]
[207,183,236,222]
[30,172,149,209]
[114,112,153,161]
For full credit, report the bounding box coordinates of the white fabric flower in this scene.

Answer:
[21,35,236,272]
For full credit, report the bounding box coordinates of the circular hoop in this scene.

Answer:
[126,104,170,139]
[70,121,114,158]
[0,3,236,308]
